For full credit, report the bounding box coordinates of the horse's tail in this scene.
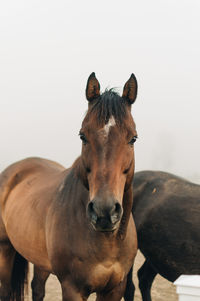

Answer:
[11,252,29,301]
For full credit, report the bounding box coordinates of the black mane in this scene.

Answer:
[87,89,128,125]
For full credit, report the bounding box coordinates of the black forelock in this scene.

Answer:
[87,89,128,125]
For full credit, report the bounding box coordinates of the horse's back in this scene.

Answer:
[0,157,65,182]
[132,170,200,281]
[0,157,66,201]
[133,170,200,227]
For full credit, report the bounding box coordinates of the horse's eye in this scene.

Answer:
[79,133,88,145]
[128,136,138,146]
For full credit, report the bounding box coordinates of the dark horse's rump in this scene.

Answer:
[124,170,200,301]
[0,73,138,301]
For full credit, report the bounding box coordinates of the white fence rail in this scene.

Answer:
[174,275,200,301]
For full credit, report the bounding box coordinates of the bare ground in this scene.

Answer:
[27,251,177,301]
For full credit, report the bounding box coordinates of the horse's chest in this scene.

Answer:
[87,261,125,292]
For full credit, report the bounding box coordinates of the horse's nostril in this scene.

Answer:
[115,202,121,214]
[87,201,97,223]
[111,202,121,215]
[110,202,122,224]
[88,201,94,213]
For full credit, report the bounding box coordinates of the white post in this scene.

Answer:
[174,275,200,301]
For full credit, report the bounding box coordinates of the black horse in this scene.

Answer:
[124,170,200,301]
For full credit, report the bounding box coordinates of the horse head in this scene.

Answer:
[79,73,138,232]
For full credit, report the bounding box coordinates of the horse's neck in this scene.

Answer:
[117,187,133,240]
[60,162,88,204]
[71,156,89,189]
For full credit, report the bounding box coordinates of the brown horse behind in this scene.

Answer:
[0,73,138,301]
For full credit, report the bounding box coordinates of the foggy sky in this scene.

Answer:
[0,0,200,182]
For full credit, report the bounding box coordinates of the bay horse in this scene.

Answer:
[124,170,200,301]
[0,73,138,301]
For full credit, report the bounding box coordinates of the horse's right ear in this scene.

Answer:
[86,72,100,102]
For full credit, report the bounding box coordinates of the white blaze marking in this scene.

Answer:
[104,116,116,136]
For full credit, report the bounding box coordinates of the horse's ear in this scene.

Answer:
[122,73,138,105]
[86,72,100,102]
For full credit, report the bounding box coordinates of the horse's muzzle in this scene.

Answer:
[87,199,122,232]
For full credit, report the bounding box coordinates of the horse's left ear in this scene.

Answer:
[86,72,100,102]
[122,73,138,105]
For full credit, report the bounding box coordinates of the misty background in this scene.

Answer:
[0,0,200,182]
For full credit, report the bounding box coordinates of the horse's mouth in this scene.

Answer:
[90,220,120,233]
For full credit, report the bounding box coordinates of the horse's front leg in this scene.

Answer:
[96,277,127,301]
[0,241,16,301]
[31,265,50,301]
[124,266,135,301]
[137,260,157,301]
[61,279,87,301]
